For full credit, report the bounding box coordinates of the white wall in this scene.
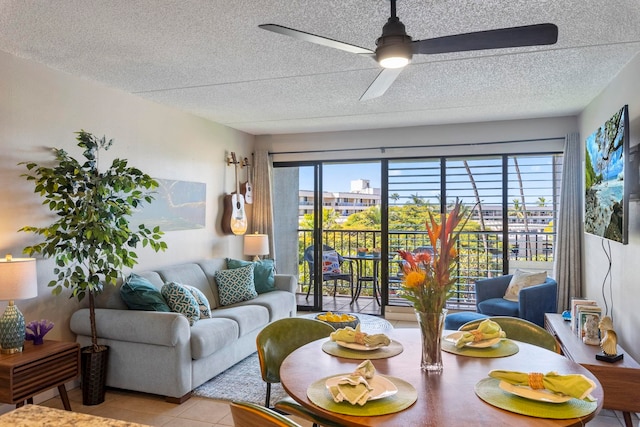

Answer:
[0,50,254,346]
[579,53,640,361]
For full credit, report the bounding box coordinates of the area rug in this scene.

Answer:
[192,353,289,404]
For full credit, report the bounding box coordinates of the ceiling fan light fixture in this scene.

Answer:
[376,39,412,68]
[375,16,413,68]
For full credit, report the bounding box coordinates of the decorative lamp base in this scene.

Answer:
[0,302,25,354]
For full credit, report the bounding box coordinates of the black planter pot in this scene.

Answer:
[80,345,109,405]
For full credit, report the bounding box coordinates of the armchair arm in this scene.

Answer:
[475,275,513,310]
[518,278,558,327]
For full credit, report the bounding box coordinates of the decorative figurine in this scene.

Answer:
[582,313,600,345]
[25,319,54,345]
[596,316,623,362]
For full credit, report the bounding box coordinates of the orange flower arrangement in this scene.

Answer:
[397,199,472,372]
[397,199,470,314]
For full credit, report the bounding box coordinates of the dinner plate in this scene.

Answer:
[445,331,501,348]
[335,340,388,351]
[325,374,398,401]
[498,380,572,403]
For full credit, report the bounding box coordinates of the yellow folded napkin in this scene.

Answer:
[328,360,376,405]
[489,370,597,401]
[330,324,391,347]
[455,319,506,348]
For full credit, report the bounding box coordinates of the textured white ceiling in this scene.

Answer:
[1,0,639,135]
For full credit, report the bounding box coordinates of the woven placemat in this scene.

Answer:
[475,378,598,419]
[442,338,519,358]
[321,340,404,360]
[307,375,417,416]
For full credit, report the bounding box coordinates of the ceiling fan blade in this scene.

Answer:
[259,24,373,55]
[360,67,404,101]
[413,23,558,55]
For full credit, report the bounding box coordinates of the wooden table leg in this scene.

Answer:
[58,384,72,411]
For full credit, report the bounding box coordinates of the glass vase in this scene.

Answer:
[415,308,447,373]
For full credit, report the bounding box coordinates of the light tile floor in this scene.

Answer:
[35,319,637,426]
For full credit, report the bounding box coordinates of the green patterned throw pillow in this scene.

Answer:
[215,264,258,306]
[226,258,276,294]
[161,282,201,326]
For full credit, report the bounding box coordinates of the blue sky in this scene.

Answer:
[298,159,557,206]
[299,162,381,192]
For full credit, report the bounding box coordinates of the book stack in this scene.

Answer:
[570,298,602,346]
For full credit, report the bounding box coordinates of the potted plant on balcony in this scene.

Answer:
[19,130,167,405]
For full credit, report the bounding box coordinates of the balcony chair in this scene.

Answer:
[304,245,353,300]
[230,401,301,427]
[256,317,343,427]
[474,274,558,327]
[459,316,560,353]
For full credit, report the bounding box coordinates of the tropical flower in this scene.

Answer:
[397,199,471,314]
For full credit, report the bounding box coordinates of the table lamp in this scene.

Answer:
[0,255,38,354]
[243,233,269,261]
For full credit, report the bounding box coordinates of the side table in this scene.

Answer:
[0,340,80,410]
[545,313,640,427]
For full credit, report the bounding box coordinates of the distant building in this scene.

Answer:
[299,179,380,219]
[300,182,554,232]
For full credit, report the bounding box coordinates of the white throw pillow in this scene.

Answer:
[503,269,548,302]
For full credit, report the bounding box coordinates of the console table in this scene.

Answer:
[545,313,640,427]
[0,340,80,410]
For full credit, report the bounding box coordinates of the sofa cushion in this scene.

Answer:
[190,317,239,359]
[503,269,547,302]
[196,259,226,309]
[215,264,258,306]
[120,273,171,312]
[184,284,212,318]
[161,282,201,326]
[226,258,276,294]
[241,290,296,321]
[478,298,519,317]
[156,263,216,309]
[210,304,269,336]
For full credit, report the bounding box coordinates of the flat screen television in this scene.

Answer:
[584,105,630,244]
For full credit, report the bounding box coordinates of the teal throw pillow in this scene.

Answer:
[226,258,276,294]
[161,282,201,326]
[184,284,212,318]
[215,264,258,305]
[120,273,171,312]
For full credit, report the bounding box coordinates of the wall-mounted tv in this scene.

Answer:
[584,105,630,244]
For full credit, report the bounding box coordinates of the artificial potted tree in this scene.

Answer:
[19,130,167,405]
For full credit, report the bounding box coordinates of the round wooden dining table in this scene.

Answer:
[280,328,603,427]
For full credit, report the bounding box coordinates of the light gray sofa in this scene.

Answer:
[69,259,297,402]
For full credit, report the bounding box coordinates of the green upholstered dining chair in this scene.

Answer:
[459,316,560,353]
[230,401,302,427]
[256,317,343,427]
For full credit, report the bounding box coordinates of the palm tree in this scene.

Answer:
[463,160,487,253]
[512,158,531,258]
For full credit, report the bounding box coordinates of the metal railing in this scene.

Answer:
[296,229,554,309]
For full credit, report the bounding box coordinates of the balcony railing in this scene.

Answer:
[297,229,554,309]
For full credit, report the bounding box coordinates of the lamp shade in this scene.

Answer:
[0,256,38,301]
[243,233,269,257]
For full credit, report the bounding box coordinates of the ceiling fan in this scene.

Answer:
[259,0,558,101]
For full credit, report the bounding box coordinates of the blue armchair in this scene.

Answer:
[474,275,558,327]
